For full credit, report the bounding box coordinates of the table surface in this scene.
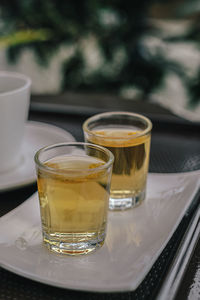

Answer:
[0,93,200,300]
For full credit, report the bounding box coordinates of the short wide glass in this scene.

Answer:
[35,142,114,255]
[83,112,152,210]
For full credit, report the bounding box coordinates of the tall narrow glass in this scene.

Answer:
[35,142,114,255]
[83,112,152,210]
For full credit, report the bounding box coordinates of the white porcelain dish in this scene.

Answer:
[0,121,75,191]
[0,172,199,292]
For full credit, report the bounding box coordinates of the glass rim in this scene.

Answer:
[83,111,152,140]
[34,142,114,175]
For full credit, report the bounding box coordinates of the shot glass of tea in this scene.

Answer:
[34,142,114,255]
[83,112,152,211]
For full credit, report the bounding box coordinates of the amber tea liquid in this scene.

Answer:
[86,126,151,210]
[37,155,110,255]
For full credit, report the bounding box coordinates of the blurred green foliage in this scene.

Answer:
[0,0,199,105]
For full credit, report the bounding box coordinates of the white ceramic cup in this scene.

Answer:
[0,71,31,173]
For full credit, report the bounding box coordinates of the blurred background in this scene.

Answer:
[0,0,200,121]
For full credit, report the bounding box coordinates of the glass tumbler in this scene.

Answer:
[83,111,152,210]
[35,142,114,255]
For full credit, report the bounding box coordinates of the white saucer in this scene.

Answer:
[0,121,76,192]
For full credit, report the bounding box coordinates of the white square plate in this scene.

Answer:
[0,172,199,292]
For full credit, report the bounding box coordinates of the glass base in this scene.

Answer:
[43,231,105,255]
[109,190,145,211]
